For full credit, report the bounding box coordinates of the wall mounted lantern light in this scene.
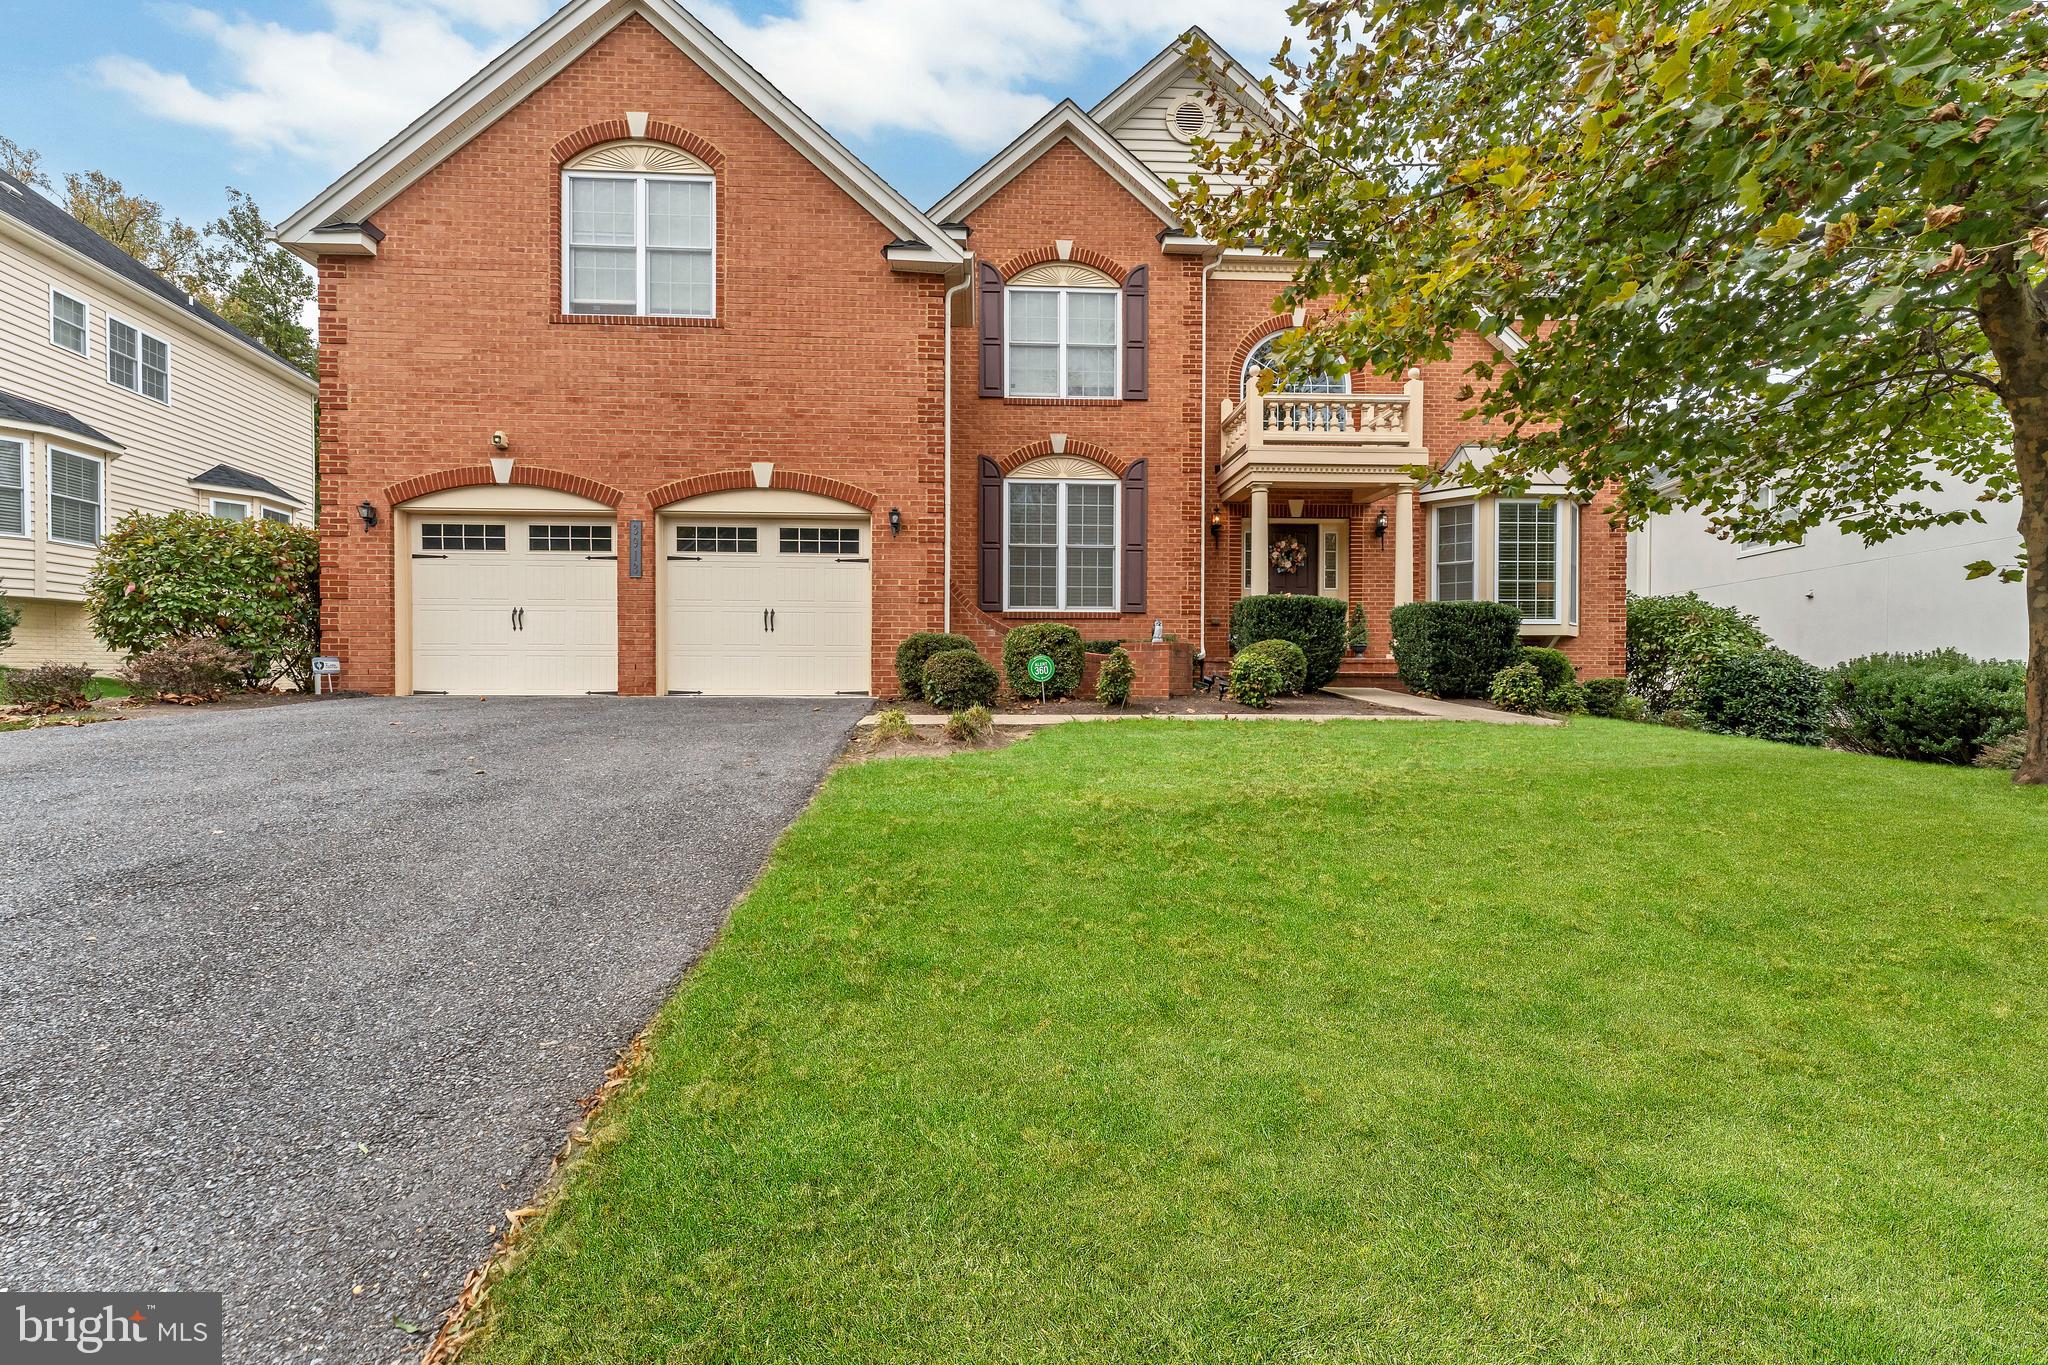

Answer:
[887,507,903,537]
[1209,511,1223,542]
[1374,509,1388,541]
[357,500,379,533]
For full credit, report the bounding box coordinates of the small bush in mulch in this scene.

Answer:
[1689,647,1828,746]
[1546,679,1590,714]
[1974,730,2029,770]
[1002,623,1085,699]
[1489,663,1546,715]
[1095,647,1137,708]
[122,637,248,701]
[1239,639,1308,696]
[922,648,1000,710]
[1583,676,1630,717]
[894,632,976,701]
[5,662,94,712]
[943,705,994,743]
[1519,646,1576,698]
[869,708,915,742]
[1227,651,1287,709]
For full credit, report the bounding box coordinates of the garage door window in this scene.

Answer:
[529,524,613,552]
[421,523,506,551]
[779,526,860,555]
[676,525,756,553]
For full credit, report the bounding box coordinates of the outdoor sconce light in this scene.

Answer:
[887,507,903,537]
[1209,511,1223,541]
[1375,509,1388,541]
[357,500,379,533]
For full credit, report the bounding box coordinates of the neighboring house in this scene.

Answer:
[1627,482,2027,664]
[280,0,1627,699]
[0,171,318,669]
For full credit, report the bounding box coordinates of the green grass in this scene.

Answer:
[466,721,2048,1364]
[0,666,129,702]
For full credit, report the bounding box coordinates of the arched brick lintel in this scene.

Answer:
[992,244,1130,284]
[549,119,727,171]
[995,437,1130,477]
[384,465,624,508]
[1228,314,1305,390]
[647,467,878,512]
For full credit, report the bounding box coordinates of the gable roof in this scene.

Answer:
[1089,27,1289,134]
[188,462,300,505]
[275,0,961,272]
[928,100,1181,228]
[0,388,123,451]
[0,173,313,389]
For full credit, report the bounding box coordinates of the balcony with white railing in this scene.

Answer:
[1217,379,1427,500]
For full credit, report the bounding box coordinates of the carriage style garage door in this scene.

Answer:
[665,518,871,696]
[410,518,618,695]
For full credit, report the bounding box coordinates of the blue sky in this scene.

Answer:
[2,0,1293,233]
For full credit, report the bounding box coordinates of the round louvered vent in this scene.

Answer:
[1166,98,1214,143]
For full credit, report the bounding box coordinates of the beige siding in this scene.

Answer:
[1101,71,1249,190]
[3,597,121,670]
[0,220,316,612]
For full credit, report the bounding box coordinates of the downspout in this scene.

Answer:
[1196,250,1222,660]
[942,255,974,634]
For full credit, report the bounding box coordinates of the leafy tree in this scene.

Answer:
[1181,0,2048,780]
[208,188,316,377]
[0,133,50,189]
[64,169,218,302]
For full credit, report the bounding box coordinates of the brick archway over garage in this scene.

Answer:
[384,465,624,507]
[994,436,1129,477]
[648,467,879,511]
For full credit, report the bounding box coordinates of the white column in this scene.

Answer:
[1393,485,1416,608]
[1249,484,1271,595]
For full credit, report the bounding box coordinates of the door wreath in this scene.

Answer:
[1269,535,1308,576]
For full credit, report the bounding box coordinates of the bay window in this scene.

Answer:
[1431,504,1475,601]
[1006,287,1118,399]
[563,171,714,317]
[0,439,25,537]
[1006,478,1118,610]
[1426,497,1577,630]
[48,447,103,547]
[1496,500,1558,622]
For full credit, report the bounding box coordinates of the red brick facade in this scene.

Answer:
[313,14,1626,698]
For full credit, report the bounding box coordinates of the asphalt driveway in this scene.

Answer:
[0,695,867,1363]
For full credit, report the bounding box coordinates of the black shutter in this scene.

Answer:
[977,262,1004,398]
[978,457,1003,612]
[1121,459,1147,613]
[1121,265,1149,401]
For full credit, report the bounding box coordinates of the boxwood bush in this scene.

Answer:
[1518,646,1576,698]
[1389,601,1522,698]
[1489,662,1546,714]
[1002,622,1084,698]
[1689,646,1828,745]
[1830,650,2025,764]
[1627,592,1767,713]
[1238,639,1307,695]
[1227,650,1286,708]
[894,631,976,700]
[921,648,1000,710]
[1228,594,1346,689]
[1095,647,1136,707]
[1582,676,1630,717]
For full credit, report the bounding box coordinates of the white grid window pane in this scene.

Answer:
[52,293,87,355]
[646,180,711,249]
[49,450,100,545]
[1008,291,1058,344]
[569,177,636,245]
[108,320,138,391]
[1067,483,1115,547]
[141,334,169,403]
[0,441,24,537]
[1497,502,1557,619]
[1434,505,1475,602]
[1066,346,1115,398]
[1008,344,1059,397]
[1007,483,1058,609]
[1066,291,1117,344]
[1323,531,1340,590]
[1244,335,1348,397]
[570,248,636,310]
[649,250,713,316]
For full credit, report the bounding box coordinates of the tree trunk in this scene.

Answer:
[1978,269,2048,784]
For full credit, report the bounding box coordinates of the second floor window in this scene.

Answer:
[1006,287,1118,399]
[563,171,714,318]
[108,319,170,403]
[50,289,88,356]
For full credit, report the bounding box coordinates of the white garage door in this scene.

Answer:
[411,518,618,695]
[665,519,871,695]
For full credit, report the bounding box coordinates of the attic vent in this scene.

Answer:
[1167,98,1214,143]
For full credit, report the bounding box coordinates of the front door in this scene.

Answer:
[1268,523,1318,595]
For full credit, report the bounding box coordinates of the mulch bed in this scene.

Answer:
[895,690,1422,719]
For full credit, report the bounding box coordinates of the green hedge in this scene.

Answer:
[894,632,976,700]
[1582,676,1630,717]
[1229,595,1347,689]
[1690,647,1828,745]
[922,648,1000,710]
[1831,650,2025,764]
[1389,601,1522,698]
[1238,639,1307,695]
[1627,592,1767,712]
[1519,646,1576,697]
[1489,662,1545,714]
[1002,623,1085,698]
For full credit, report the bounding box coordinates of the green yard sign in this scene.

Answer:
[1026,654,1055,684]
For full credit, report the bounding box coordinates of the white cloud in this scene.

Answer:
[96,0,1294,169]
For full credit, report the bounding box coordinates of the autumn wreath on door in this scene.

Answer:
[1269,535,1308,576]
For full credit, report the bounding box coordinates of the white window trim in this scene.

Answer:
[1495,498,1570,628]
[49,287,89,358]
[1002,477,1121,613]
[261,507,293,524]
[560,169,717,319]
[0,436,29,540]
[1240,334,1351,401]
[1427,496,1578,630]
[1734,486,1800,559]
[106,312,172,404]
[1004,286,1121,400]
[47,445,104,548]
[210,497,251,520]
[1428,500,1479,603]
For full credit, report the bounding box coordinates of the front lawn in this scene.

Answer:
[465,721,2048,1363]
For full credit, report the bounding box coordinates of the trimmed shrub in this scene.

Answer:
[1345,602,1370,653]
[1002,622,1085,699]
[894,631,976,700]
[1519,646,1576,698]
[943,704,993,743]
[1582,676,1630,717]
[921,648,999,710]
[1389,601,1522,698]
[1830,650,2026,765]
[122,637,248,699]
[86,511,319,689]
[1489,662,1546,714]
[1227,651,1286,708]
[1239,639,1308,695]
[1547,679,1590,714]
[1228,594,1347,689]
[5,662,94,711]
[1082,638,1122,655]
[1095,647,1136,707]
[1627,592,1767,712]
[1689,647,1828,745]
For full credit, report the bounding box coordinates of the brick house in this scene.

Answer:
[279,0,1625,699]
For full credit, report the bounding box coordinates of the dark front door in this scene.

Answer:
[1268,522,1317,595]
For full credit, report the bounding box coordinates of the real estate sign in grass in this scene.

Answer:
[466,721,2048,1363]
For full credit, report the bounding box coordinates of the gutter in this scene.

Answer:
[942,257,974,633]
[1197,249,1222,659]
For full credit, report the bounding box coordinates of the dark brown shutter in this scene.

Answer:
[978,457,1003,611]
[1121,459,1147,613]
[977,262,1004,398]
[1121,266,1149,401]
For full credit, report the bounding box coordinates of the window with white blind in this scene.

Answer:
[47,448,102,546]
[210,498,249,521]
[1005,479,1118,610]
[107,318,170,402]
[0,440,25,537]
[1006,288,1119,398]
[50,289,88,356]
[1497,500,1560,623]
[1430,504,1476,601]
[563,172,714,317]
